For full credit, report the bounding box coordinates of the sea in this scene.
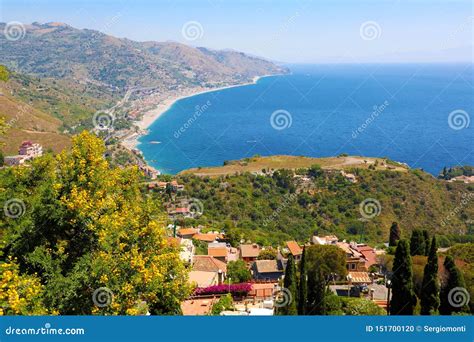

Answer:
[138,64,474,175]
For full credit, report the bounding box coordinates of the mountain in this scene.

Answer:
[0,22,287,92]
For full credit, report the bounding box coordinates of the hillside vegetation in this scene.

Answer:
[0,22,287,91]
[170,164,473,246]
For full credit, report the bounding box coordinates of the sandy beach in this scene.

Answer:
[122,74,274,151]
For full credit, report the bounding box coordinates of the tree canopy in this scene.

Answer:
[1,131,190,315]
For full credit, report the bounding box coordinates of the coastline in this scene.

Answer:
[121,74,277,152]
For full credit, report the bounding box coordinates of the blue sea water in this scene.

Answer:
[138,64,474,175]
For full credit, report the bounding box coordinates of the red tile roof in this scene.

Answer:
[208,247,228,258]
[193,255,227,273]
[240,244,261,258]
[286,241,303,256]
[194,233,221,242]
[178,228,198,237]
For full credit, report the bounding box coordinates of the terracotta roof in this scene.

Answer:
[286,241,302,256]
[347,271,371,283]
[181,298,216,316]
[194,233,221,242]
[193,255,227,273]
[208,247,228,258]
[188,271,218,288]
[357,245,377,268]
[254,260,282,274]
[178,228,198,236]
[174,207,190,214]
[240,244,261,258]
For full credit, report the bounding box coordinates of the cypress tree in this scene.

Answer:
[307,266,326,315]
[280,254,298,315]
[440,256,468,315]
[422,230,430,256]
[420,236,440,315]
[298,246,307,315]
[410,229,425,256]
[389,222,401,247]
[390,240,417,315]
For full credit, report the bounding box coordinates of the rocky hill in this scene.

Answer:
[0,22,287,92]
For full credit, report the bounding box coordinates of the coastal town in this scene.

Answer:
[173,227,388,316]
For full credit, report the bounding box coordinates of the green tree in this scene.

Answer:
[410,229,425,256]
[420,236,440,315]
[440,256,468,315]
[227,260,251,283]
[257,248,277,260]
[5,131,191,315]
[307,164,323,178]
[298,246,307,315]
[422,230,430,256]
[305,245,347,315]
[211,293,234,315]
[279,254,297,315]
[0,65,9,82]
[389,222,401,247]
[390,240,417,315]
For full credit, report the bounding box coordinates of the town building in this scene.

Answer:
[252,260,284,282]
[207,246,228,263]
[19,141,43,158]
[285,241,303,262]
[4,155,28,166]
[240,244,261,264]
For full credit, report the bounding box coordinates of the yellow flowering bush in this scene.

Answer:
[0,261,48,315]
[2,131,191,315]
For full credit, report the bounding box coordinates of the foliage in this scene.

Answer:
[0,260,49,315]
[439,166,474,180]
[389,222,400,247]
[410,229,426,256]
[390,240,417,315]
[211,294,234,315]
[174,168,473,246]
[304,245,347,315]
[326,295,386,315]
[1,131,191,315]
[440,256,469,315]
[227,260,251,283]
[0,65,9,82]
[420,237,440,315]
[257,248,277,260]
[279,254,297,315]
[298,246,308,315]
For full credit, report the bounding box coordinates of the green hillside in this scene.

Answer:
[167,164,473,246]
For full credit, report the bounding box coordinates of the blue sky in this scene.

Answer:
[1,0,472,63]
